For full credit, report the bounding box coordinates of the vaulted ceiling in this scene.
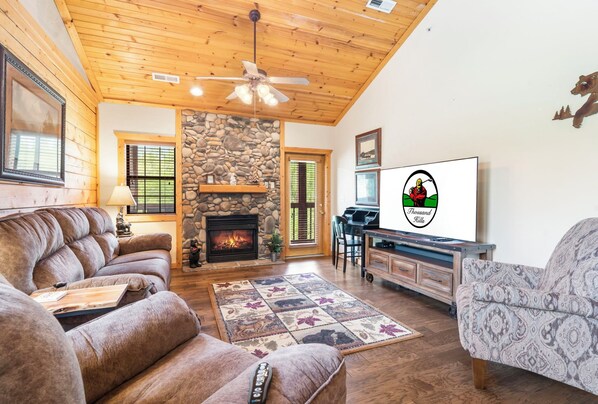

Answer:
[58,0,436,125]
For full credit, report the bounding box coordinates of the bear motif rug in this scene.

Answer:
[209,273,421,357]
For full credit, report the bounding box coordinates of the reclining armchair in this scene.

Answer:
[0,279,346,403]
[457,218,598,395]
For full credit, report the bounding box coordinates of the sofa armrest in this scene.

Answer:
[67,291,200,403]
[462,258,545,289]
[471,282,598,318]
[118,233,172,255]
[204,344,346,404]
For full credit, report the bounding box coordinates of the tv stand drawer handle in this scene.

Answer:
[398,267,409,272]
[429,278,443,283]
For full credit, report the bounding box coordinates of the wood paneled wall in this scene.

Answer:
[0,0,98,216]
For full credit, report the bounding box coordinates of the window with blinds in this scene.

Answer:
[126,144,175,214]
[289,160,317,244]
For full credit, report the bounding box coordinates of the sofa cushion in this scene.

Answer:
[69,236,106,278]
[0,283,86,403]
[33,245,85,289]
[82,207,116,235]
[45,208,90,244]
[96,334,256,403]
[97,259,170,287]
[94,233,120,263]
[0,212,64,294]
[107,249,171,266]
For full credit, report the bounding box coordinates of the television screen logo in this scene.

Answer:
[402,170,438,228]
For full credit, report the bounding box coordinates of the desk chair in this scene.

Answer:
[332,216,362,273]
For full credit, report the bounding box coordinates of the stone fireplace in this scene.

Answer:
[181,110,281,268]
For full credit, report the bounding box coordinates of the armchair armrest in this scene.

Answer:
[471,282,598,318]
[118,233,172,255]
[204,344,346,404]
[462,258,545,289]
[67,292,200,403]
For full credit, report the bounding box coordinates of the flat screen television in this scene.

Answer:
[379,157,478,242]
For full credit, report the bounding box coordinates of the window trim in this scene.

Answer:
[116,132,177,222]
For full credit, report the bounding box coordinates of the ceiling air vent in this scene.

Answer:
[152,72,180,84]
[366,0,396,13]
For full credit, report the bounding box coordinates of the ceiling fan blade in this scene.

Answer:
[242,60,260,76]
[268,85,289,103]
[268,77,309,85]
[195,76,247,81]
[225,91,238,100]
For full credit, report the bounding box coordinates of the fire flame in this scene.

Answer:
[211,230,252,251]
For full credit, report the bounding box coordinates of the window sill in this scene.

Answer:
[126,214,176,223]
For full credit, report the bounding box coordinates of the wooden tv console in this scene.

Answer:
[363,229,495,316]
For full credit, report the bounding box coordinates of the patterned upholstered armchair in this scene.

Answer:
[457,218,598,395]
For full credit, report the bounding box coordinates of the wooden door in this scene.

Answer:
[284,152,327,257]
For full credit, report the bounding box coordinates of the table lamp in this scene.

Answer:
[106,185,137,237]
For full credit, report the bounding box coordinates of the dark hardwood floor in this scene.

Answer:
[170,257,596,403]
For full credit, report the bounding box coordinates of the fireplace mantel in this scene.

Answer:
[199,184,268,194]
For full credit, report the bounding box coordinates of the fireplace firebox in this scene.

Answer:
[206,215,259,263]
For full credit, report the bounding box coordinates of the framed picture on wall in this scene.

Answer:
[355,128,381,169]
[0,44,66,186]
[355,169,379,206]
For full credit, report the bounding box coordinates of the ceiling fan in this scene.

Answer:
[192,9,309,107]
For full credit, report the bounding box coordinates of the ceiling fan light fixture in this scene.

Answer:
[240,92,253,104]
[190,85,203,97]
[266,96,279,107]
[257,83,270,98]
[235,84,251,97]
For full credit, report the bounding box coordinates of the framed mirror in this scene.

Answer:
[0,45,65,186]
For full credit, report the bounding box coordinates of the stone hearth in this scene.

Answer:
[181,110,281,268]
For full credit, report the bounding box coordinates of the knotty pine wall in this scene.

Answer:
[0,0,98,216]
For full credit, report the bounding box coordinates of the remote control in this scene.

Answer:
[248,362,273,404]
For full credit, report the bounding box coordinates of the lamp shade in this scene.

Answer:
[106,185,137,206]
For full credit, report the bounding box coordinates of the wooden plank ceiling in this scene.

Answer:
[61,0,435,125]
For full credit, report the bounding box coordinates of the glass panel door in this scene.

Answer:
[285,152,325,257]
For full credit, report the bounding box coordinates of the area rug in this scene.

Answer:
[209,273,421,357]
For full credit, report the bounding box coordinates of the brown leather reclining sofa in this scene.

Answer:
[0,207,171,302]
[0,277,347,403]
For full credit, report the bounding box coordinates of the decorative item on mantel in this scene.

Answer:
[248,166,261,184]
[106,185,137,237]
[553,71,598,128]
[229,172,237,185]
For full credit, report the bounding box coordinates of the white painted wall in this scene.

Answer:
[284,122,334,150]
[333,0,598,267]
[19,0,88,83]
[98,103,178,263]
